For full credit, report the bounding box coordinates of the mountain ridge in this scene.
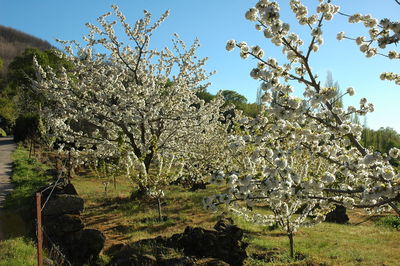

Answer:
[0,25,53,77]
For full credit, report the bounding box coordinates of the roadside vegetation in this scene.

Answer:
[0,237,37,266]
[0,145,52,264]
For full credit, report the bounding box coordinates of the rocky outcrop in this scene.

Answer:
[39,181,105,266]
[107,218,247,266]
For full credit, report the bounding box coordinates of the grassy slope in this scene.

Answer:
[72,174,400,266]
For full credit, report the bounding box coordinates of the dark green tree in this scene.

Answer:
[196,89,215,103]
[221,90,248,105]
[7,47,71,114]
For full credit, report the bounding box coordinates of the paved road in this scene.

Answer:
[0,136,16,240]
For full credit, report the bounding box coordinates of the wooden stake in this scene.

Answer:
[36,192,43,266]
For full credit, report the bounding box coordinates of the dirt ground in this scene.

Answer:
[0,136,16,240]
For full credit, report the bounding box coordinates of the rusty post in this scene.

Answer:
[36,192,43,266]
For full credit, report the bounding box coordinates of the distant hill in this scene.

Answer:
[0,25,53,77]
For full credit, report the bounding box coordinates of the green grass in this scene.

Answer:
[376,215,400,230]
[4,145,53,212]
[74,175,223,244]
[0,128,6,137]
[0,237,37,266]
[0,146,50,266]
[241,221,400,265]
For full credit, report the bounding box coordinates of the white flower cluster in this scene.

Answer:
[204,112,343,233]
[341,10,400,85]
[348,13,378,28]
[32,5,227,198]
[380,72,400,86]
[213,0,400,239]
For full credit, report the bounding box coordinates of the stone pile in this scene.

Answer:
[107,218,248,266]
[39,181,105,266]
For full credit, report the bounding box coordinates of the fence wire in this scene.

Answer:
[35,154,72,265]
[41,226,72,266]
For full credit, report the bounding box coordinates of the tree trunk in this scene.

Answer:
[67,151,72,183]
[157,197,162,222]
[29,137,33,159]
[288,232,294,258]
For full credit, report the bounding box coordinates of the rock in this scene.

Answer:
[106,245,158,266]
[325,205,349,224]
[213,217,234,232]
[36,181,105,266]
[39,181,78,199]
[167,219,247,266]
[141,254,157,265]
[160,257,229,266]
[159,257,196,265]
[189,181,208,191]
[107,219,247,266]
[44,214,84,236]
[59,182,79,195]
[63,229,105,266]
[42,194,84,216]
[105,243,126,257]
[195,258,230,266]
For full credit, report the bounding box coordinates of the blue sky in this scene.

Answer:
[1,0,399,132]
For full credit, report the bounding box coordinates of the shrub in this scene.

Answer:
[13,113,43,142]
[0,127,6,136]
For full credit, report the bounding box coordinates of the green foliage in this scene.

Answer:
[376,216,400,230]
[0,95,16,132]
[239,102,261,118]
[196,89,261,117]
[8,48,69,88]
[1,47,70,133]
[0,127,6,136]
[196,89,215,103]
[221,90,248,104]
[13,113,44,142]
[4,47,72,118]
[0,237,37,266]
[0,25,52,78]
[362,127,400,156]
[220,90,262,117]
[4,145,52,212]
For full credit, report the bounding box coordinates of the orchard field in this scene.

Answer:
[1,0,400,265]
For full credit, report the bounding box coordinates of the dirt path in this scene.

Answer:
[0,136,16,240]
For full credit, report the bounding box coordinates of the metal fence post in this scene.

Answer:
[36,192,43,266]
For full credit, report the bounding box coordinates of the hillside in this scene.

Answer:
[0,25,53,77]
